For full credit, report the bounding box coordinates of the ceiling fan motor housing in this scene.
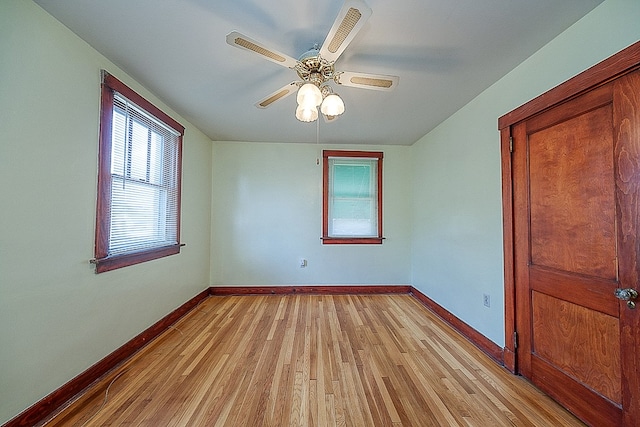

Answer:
[295,48,336,86]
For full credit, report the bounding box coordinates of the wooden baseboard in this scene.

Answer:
[6,284,506,427]
[410,287,504,365]
[4,289,210,427]
[209,285,411,295]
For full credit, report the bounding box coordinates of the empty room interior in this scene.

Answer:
[2,0,640,426]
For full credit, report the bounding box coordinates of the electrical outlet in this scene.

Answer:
[299,258,307,268]
[483,294,491,308]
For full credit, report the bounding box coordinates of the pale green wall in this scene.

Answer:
[0,1,212,423]
[211,142,412,286]
[411,0,640,346]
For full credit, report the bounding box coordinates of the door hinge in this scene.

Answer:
[513,331,518,349]
[509,136,514,153]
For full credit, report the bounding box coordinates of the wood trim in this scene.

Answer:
[322,150,384,244]
[175,133,183,252]
[524,82,613,135]
[322,150,384,159]
[93,72,185,273]
[511,120,533,378]
[102,72,184,135]
[209,285,411,296]
[94,80,114,261]
[500,126,516,373]
[322,151,330,239]
[498,40,640,129]
[94,244,181,274]
[3,289,210,427]
[320,237,384,245]
[410,287,504,365]
[376,151,383,239]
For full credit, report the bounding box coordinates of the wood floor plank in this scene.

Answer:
[43,294,585,426]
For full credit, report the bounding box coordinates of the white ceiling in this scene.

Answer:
[34,0,603,146]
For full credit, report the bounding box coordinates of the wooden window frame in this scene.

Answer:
[322,150,383,245]
[93,72,184,273]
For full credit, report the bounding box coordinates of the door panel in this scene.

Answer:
[512,75,640,426]
[528,104,616,279]
[532,291,621,403]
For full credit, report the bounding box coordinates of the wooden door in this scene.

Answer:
[510,70,640,426]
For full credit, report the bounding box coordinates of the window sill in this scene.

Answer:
[93,244,181,273]
[321,237,384,245]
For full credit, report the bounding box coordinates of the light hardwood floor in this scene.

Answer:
[44,294,584,426]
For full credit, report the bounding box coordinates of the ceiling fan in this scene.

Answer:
[226,0,399,123]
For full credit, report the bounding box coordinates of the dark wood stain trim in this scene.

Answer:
[102,72,184,135]
[95,244,181,274]
[320,237,384,245]
[6,285,506,427]
[498,40,640,129]
[500,126,516,374]
[321,150,384,244]
[94,79,114,262]
[209,285,411,296]
[93,71,185,273]
[3,289,210,427]
[410,287,505,365]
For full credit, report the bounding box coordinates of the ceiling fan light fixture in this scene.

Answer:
[226,2,398,125]
[320,93,345,116]
[297,83,322,108]
[296,104,319,122]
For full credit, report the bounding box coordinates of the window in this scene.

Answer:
[93,72,184,273]
[322,150,383,244]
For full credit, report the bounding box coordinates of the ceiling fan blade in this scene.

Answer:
[319,0,372,63]
[335,71,399,91]
[226,31,299,69]
[255,82,298,108]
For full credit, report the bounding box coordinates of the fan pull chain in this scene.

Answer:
[316,116,320,165]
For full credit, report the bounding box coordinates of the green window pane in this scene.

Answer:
[333,164,371,198]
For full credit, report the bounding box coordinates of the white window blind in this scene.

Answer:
[328,157,378,237]
[108,94,180,255]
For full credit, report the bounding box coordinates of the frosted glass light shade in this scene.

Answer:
[297,83,322,107]
[295,104,318,122]
[320,94,345,116]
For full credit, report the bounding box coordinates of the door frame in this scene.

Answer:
[498,40,640,419]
